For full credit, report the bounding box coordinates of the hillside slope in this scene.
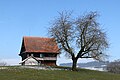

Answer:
[0,66,120,80]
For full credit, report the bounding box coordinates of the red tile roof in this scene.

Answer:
[23,36,59,53]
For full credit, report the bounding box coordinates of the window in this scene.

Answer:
[31,54,33,56]
[40,54,43,58]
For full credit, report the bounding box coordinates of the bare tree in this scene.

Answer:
[0,61,7,66]
[49,11,109,71]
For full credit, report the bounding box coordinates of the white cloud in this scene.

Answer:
[57,57,94,65]
[1,58,20,66]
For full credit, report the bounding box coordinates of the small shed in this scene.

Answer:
[20,56,39,65]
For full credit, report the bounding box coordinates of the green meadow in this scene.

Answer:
[0,66,120,80]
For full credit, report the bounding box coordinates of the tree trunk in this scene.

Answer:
[72,58,78,71]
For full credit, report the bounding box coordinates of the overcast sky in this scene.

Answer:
[0,0,120,65]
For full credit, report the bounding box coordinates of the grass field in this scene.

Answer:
[0,66,120,80]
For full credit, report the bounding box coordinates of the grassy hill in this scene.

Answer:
[0,66,120,80]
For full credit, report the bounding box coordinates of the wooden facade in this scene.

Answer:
[19,36,59,66]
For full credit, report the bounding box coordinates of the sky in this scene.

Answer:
[0,0,120,65]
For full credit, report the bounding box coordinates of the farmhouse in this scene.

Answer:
[19,36,59,66]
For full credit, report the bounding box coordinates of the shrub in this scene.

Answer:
[107,59,120,74]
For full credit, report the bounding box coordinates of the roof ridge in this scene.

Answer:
[23,36,53,39]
